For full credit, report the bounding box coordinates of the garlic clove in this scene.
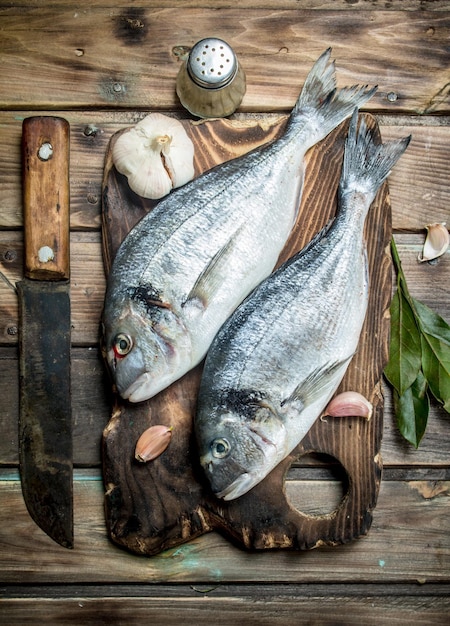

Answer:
[323,391,373,420]
[418,222,449,263]
[111,113,195,199]
[135,424,173,462]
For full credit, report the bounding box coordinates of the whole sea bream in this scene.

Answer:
[102,49,376,403]
[195,110,411,501]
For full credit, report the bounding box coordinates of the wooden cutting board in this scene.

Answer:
[101,113,390,555]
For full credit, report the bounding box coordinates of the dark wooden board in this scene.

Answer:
[101,113,391,555]
[1,7,449,113]
[2,591,450,626]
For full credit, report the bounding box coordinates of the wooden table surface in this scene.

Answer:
[0,1,449,624]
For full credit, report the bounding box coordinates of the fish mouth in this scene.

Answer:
[215,472,258,501]
[121,372,153,403]
[122,368,182,403]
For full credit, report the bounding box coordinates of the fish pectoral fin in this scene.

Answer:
[182,229,241,311]
[281,356,353,413]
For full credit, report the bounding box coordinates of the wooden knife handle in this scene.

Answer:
[22,116,70,280]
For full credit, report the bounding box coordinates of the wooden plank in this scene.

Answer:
[3,232,448,349]
[0,477,448,583]
[3,581,450,598]
[0,9,448,112]
[2,580,449,625]
[381,124,450,230]
[1,594,449,626]
[381,382,450,467]
[0,347,449,467]
[1,233,448,469]
[3,0,450,10]
[1,113,449,230]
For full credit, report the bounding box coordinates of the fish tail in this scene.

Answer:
[339,108,411,203]
[292,48,377,145]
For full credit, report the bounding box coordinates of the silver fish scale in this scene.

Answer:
[214,225,366,398]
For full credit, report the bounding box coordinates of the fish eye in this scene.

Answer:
[113,333,133,357]
[211,438,231,459]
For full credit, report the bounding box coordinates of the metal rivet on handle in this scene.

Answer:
[38,142,53,161]
[38,246,55,263]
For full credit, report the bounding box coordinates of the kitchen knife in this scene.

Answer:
[17,116,73,548]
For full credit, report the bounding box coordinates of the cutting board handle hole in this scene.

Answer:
[284,453,349,517]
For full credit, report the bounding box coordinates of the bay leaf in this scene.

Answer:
[420,332,450,412]
[384,287,422,396]
[412,297,450,345]
[393,371,429,448]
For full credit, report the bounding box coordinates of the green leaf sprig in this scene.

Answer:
[384,237,450,448]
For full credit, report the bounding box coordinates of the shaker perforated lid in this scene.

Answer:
[187,38,238,89]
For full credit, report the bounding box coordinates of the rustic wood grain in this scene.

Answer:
[1,233,449,349]
[1,114,449,231]
[0,476,448,583]
[1,593,449,626]
[4,0,450,9]
[0,9,448,112]
[1,347,449,468]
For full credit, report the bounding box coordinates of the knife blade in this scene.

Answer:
[17,116,73,549]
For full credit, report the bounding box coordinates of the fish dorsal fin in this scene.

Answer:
[182,229,241,312]
[281,355,353,413]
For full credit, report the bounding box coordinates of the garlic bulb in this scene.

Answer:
[418,222,449,263]
[112,113,195,199]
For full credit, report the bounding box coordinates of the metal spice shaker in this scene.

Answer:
[176,38,246,118]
